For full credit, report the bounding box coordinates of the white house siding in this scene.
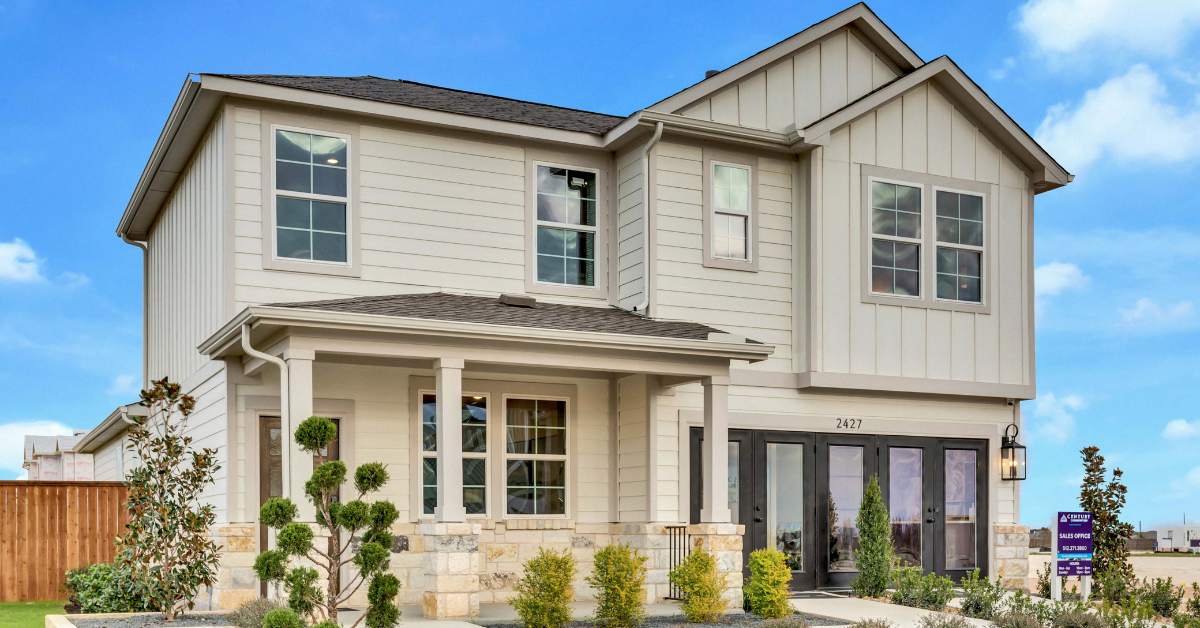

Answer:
[616,375,649,522]
[678,28,898,131]
[616,146,646,310]
[146,114,225,384]
[187,364,230,523]
[653,141,795,373]
[809,81,1032,386]
[91,436,124,481]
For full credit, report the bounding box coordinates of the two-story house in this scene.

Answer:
[97,3,1070,616]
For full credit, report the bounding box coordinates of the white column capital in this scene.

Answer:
[702,375,731,387]
[434,357,465,370]
[283,348,316,362]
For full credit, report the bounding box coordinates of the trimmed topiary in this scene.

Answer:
[261,607,305,628]
[745,548,793,618]
[586,542,649,627]
[668,547,730,623]
[511,547,578,628]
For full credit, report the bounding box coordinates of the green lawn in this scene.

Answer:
[0,601,67,628]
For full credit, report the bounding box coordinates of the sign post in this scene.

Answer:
[1054,511,1094,601]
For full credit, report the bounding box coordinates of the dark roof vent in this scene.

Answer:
[705,70,720,79]
[498,293,537,308]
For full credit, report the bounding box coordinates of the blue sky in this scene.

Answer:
[1,0,1198,530]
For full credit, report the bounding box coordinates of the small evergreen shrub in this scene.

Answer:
[668,547,730,623]
[890,566,953,610]
[1054,612,1109,628]
[1036,562,1055,599]
[586,543,648,627]
[1175,616,1200,628]
[764,617,811,628]
[1138,577,1184,618]
[62,562,152,613]
[232,597,284,628]
[511,548,577,628]
[914,613,972,628]
[851,476,892,598]
[1002,589,1090,628]
[1183,583,1200,618]
[262,608,306,628]
[1100,601,1158,628]
[994,613,1045,628]
[745,548,793,619]
[848,619,894,628]
[1096,568,1136,606]
[959,569,1006,619]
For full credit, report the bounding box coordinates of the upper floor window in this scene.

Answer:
[535,165,596,286]
[274,129,349,264]
[935,190,984,303]
[870,181,922,297]
[711,164,751,260]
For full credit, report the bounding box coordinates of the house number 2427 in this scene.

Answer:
[836,418,863,430]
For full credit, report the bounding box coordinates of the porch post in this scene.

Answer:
[434,358,467,523]
[700,375,732,523]
[285,348,316,521]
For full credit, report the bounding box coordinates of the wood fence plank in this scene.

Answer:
[1,486,12,602]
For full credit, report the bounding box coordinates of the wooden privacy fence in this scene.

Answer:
[0,481,129,602]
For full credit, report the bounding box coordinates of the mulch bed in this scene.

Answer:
[479,613,848,628]
[70,613,235,628]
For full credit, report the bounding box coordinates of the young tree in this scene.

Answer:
[254,416,401,628]
[852,475,893,598]
[1079,446,1135,580]
[116,378,222,621]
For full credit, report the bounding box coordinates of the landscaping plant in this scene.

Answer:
[62,563,152,614]
[763,617,811,628]
[993,612,1045,628]
[1138,577,1185,619]
[1100,601,1158,628]
[848,619,894,628]
[586,542,648,627]
[959,569,1006,620]
[511,547,578,628]
[262,607,307,628]
[745,548,793,619]
[1054,612,1110,628]
[232,597,285,628]
[668,547,730,623]
[1177,584,1200,628]
[115,378,222,621]
[914,614,972,628]
[253,416,401,628]
[1079,446,1135,582]
[1095,568,1136,606]
[889,566,953,611]
[1002,590,1090,628]
[851,476,892,598]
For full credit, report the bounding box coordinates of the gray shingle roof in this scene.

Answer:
[211,74,627,135]
[268,292,745,342]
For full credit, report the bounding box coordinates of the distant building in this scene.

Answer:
[1030,527,1051,550]
[1155,525,1200,550]
[22,404,147,482]
[23,431,91,480]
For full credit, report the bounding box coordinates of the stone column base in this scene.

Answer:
[994,524,1031,590]
[686,524,745,605]
[207,525,259,610]
[421,523,483,619]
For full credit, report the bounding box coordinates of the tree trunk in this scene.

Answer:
[327,528,341,623]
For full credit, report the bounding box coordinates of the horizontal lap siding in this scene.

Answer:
[813,82,1032,385]
[654,142,794,372]
[617,147,646,309]
[186,365,229,522]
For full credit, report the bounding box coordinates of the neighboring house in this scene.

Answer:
[95,3,1069,615]
[22,431,93,481]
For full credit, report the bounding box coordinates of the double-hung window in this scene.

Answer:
[535,165,597,286]
[504,398,567,516]
[711,164,751,261]
[870,180,922,297]
[274,129,349,264]
[421,394,488,516]
[935,190,984,303]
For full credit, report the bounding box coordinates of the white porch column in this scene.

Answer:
[286,348,316,520]
[434,358,467,523]
[700,375,731,523]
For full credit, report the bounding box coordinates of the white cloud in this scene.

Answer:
[1034,65,1200,171]
[108,374,140,397]
[1017,0,1200,57]
[1171,465,1200,490]
[990,57,1017,81]
[1032,392,1087,442]
[1163,419,1200,439]
[58,272,90,288]
[1035,262,1089,297]
[0,420,73,475]
[0,238,41,283]
[1119,297,1194,325]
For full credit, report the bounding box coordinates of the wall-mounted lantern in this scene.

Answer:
[1001,423,1027,481]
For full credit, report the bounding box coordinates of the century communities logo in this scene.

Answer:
[1062,513,1090,523]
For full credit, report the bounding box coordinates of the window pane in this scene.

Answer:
[537,401,565,427]
[728,237,746,260]
[937,248,957,274]
[507,399,536,426]
[537,166,567,195]
[568,171,596,200]
[276,160,311,194]
[277,197,310,229]
[829,445,864,571]
[890,448,923,568]
[714,165,749,215]
[945,449,978,570]
[536,460,566,488]
[872,209,896,236]
[507,487,535,515]
[871,182,896,210]
[937,217,959,243]
[312,202,346,233]
[936,191,958,217]
[537,256,564,284]
[895,270,919,296]
[422,394,437,451]
[538,488,566,515]
[872,240,893,267]
[960,277,981,303]
[310,135,347,166]
[893,243,919,271]
[507,459,534,487]
[565,259,594,286]
[464,488,487,515]
[896,212,920,239]
[537,194,567,223]
[937,248,982,302]
[960,194,983,221]
[277,228,311,260]
[871,240,919,296]
[312,165,347,197]
[767,443,805,571]
[276,130,310,163]
[423,457,437,515]
[463,458,487,486]
[312,232,346,263]
[871,267,894,294]
[958,250,981,278]
[539,428,566,455]
[728,166,749,192]
[961,221,983,247]
[537,227,565,257]
[896,184,920,213]
[937,274,957,300]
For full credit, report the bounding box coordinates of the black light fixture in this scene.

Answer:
[1001,423,1027,481]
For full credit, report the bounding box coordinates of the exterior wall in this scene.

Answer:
[807,80,1034,387]
[616,145,646,310]
[188,363,230,524]
[146,113,226,383]
[91,433,127,481]
[677,28,898,130]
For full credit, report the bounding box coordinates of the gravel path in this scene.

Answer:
[71,614,235,628]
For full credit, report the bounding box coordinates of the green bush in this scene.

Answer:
[1100,601,1158,628]
[1053,612,1109,628]
[745,548,793,619]
[1176,616,1200,628]
[1002,589,1090,628]
[959,569,1006,619]
[994,612,1045,628]
[668,547,730,623]
[848,619,894,628]
[1036,562,1056,599]
[763,617,810,628]
[889,566,953,610]
[851,476,891,598]
[511,548,577,628]
[1138,577,1184,618]
[232,597,284,628]
[1184,583,1200,617]
[586,543,648,627]
[62,562,152,614]
[261,608,306,628]
[914,613,972,628]
[1096,568,1136,606]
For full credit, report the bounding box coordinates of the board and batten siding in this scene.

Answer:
[677,28,898,131]
[809,81,1032,386]
[146,114,226,384]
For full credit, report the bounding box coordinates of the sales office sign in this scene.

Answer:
[1056,511,1094,576]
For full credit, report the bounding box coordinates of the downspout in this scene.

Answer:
[633,121,664,315]
[241,323,291,500]
[120,234,149,387]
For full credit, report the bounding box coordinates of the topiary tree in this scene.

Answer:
[852,475,892,598]
[586,542,648,627]
[744,548,793,618]
[115,378,222,621]
[1079,446,1135,583]
[254,416,401,627]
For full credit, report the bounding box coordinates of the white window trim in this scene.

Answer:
[931,185,986,306]
[417,389,492,519]
[702,149,759,271]
[524,155,609,299]
[866,175,925,301]
[501,394,570,520]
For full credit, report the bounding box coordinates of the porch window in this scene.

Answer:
[421,393,488,515]
[274,129,349,263]
[935,190,984,303]
[505,398,567,515]
[535,165,597,286]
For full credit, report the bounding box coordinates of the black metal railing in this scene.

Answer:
[665,525,690,600]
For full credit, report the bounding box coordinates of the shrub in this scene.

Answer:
[890,565,922,607]
[62,563,151,614]
[745,548,793,619]
[511,548,577,628]
[994,612,1045,628]
[849,619,894,628]
[764,617,811,628]
[586,543,648,627]
[1054,612,1109,628]
[1100,601,1158,628]
[852,476,891,598]
[1176,616,1200,628]
[232,597,284,628]
[1096,568,1136,606]
[960,569,1006,620]
[890,566,953,610]
[1138,577,1184,618]
[668,547,730,623]
[261,608,306,628]
[1036,562,1056,599]
[914,613,972,628]
[1184,583,1200,617]
[1003,589,1090,628]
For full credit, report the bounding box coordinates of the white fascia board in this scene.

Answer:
[199,305,775,363]
[74,404,147,453]
[605,111,808,154]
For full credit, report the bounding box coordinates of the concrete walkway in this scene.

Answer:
[791,593,991,628]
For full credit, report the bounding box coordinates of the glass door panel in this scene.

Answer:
[828,445,864,571]
[766,443,804,571]
[889,447,923,567]
[944,449,978,570]
[728,441,741,526]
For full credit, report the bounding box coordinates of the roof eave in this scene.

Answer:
[74,404,147,453]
